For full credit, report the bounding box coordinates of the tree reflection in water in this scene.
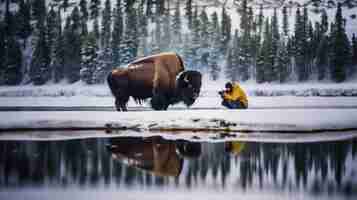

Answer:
[0,136,356,196]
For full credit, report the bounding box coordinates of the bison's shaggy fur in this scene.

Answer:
[107,52,202,111]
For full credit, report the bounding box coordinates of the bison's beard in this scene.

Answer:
[182,96,196,107]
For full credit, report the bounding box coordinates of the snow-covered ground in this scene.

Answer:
[1,79,357,142]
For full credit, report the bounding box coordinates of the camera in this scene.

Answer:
[218,90,225,96]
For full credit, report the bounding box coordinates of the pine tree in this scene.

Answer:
[63,7,82,83]
[199,8,209,49]
[275,41,290,83]
[62,0,69,12]
[208,39,220,81]
[101,0,112,48]
[257,4,264,37]
[16,0,32,48]
[137,1,148,57]
[3,37,23,85]
[188,4,201,69]
[120,5,138,64]
[225,47,235,81]
[0,22,5,85]
[162,7,172,50]
[30,24,51,85]
[185,0,193,30]
[93,45,112,84]
[90,0,101,41]
[262,18,273,82]
[32,0,47,28]
[282,6,289,37]
[294,7,308,81]
[316,34,329,80]
[47,7,57,60]
[209,11,219,43]
[352,34,357,74]
[112,0,123,66]
[1,0,22,85]
[172,0,182,48]
[270,8,280,81]
[79,0,89,37]
[329,3,351,82]
[90,0,101,19]
[320,9,328,34]
[220,7,231,55]
[230,29,241,82]
[53,9,65,83]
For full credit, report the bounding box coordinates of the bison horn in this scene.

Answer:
[184,75,189,83]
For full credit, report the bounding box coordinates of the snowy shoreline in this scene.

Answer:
[2,82,357,98]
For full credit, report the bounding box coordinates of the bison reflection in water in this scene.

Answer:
[107,52,202,111]
[107,137,202,177]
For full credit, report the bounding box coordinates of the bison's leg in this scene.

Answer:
[115,95,129,112]
[151,93,169,110]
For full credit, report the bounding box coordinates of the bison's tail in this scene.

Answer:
[107,72,119,98]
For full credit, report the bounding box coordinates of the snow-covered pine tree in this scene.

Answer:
[329,3,351,82]
[352,33,357,75]
[120,4,137,64]
[63,7,82,83]
[275,41,290,83]
[112,0,123,66]
[198,8,210,69]
[32,0,47,29]
[257,4,264,37]
[30,22,51,85]
[187,4,201,69]
[220,7,231,55]
[270,8,279,82]
[171,0,182,49]
[3,37,23,85]
[52,8,65,83]
[101,0,112,48]
[208,23,221,81]
[93,44,112,84]
[62,0,69,12]
[47,7,57,59]
[199,8,209,49]
[136,1,148,57]
[185,0,193,30]
[16,0,32,48]
[316,34,329,80]
[208,45,220,81]
[0,22,5,85]
[79,0,89,37]
[1,0,22,85]
[282,6,289,37]
[294,7,306,81]
[90,0,101,41]
[262,18,273,82]
[162,6,172,51]
[225,47,235,81]
[80,32,98,84]
[256,45,265,83]
[226,29,240,82]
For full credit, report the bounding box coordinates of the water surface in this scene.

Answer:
[0,135,356,200]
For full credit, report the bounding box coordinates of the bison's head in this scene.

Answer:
[176,70,202,106]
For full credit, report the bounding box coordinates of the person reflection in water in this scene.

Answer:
[107,136,201,177]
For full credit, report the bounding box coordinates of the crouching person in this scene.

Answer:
[219,82,248,109]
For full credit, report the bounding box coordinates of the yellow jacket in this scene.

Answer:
[223,83,248,107]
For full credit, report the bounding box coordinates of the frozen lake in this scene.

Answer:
[0,136,356,200]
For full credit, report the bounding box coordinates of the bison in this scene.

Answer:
[107,52,202,111]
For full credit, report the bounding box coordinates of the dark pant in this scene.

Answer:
[221,99,247,109]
